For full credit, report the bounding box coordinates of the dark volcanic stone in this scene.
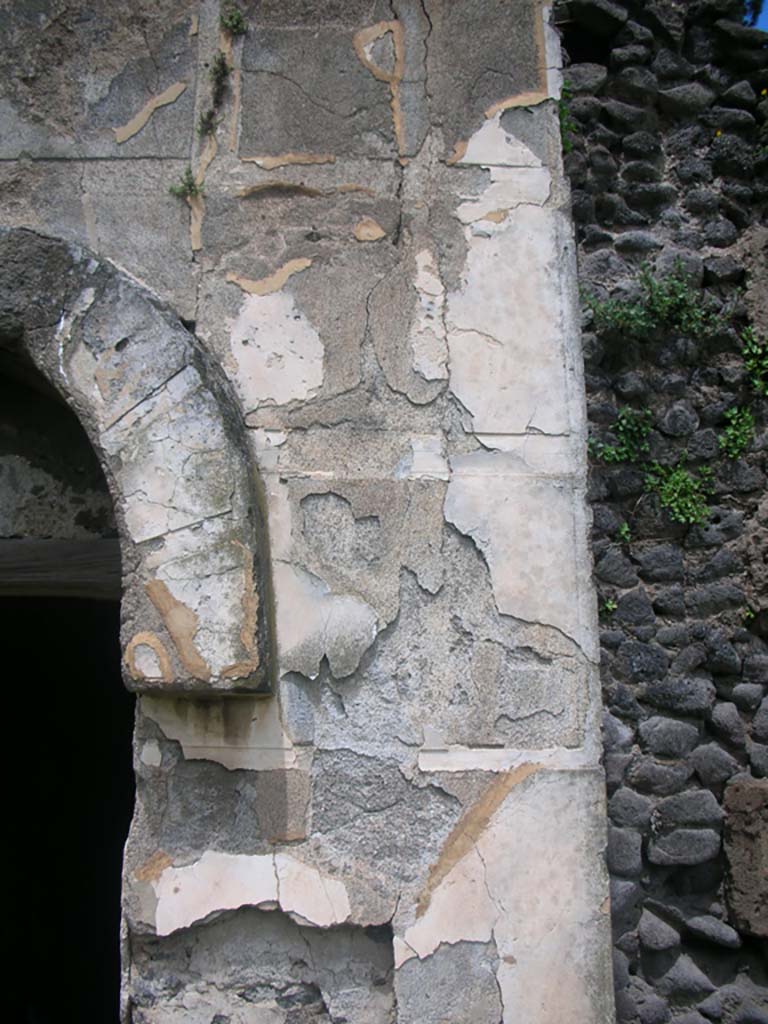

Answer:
[568,62,609,94]
[624,183,677,212]
[609,787,653,828]
[615,230,663,253]
[626,754,692,795]
[684,914,741,949]
[648,828,721,865]
[731,684,763,711]
[639,717,699,758]
[608,826,644,876]
[623,131,662,158]
[704,218,739,249]
[658,83,715,116]
[686,508,744,548]
[685,583,744,617]
[637,544,684,582]
[703,256,745,284]
[616,587,656,625]
[638,909,680,951]
[655,789,724,828]
[617,640,669,682]
[719,81,758,109]
[645,676,716,716]
[596,547,639,587]
[691,743,740,785]
[710,702,746,748]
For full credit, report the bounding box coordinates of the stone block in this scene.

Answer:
[723,777,768,938]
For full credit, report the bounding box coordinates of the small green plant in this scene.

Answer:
[585,261,725,340]
[590,407,653,463]
[220,3,247,35]
[600,597,618,618]
[719,406,754,459]
[645,459,714,525]
[198,107,217,137]
[169,166,203,200]
[558,81,577,155]
[743,606,756,624]
[210,50,231,106]
[617,521,632,544]
[741,326,768,397]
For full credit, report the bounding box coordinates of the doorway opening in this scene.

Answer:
[6,597,135,1024]
[1,359,134,1023]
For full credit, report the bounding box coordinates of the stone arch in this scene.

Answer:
[0,227,273,695]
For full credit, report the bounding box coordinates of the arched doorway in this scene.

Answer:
[1,359,134,1022]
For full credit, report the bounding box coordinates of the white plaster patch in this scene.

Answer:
[229,292,324,411]
[152,850,350,936]
[457,116,542,168]
[274,562,379,679]
[395,770,612,1024]
[395,435,449,480]
[446,203,569,436]
[409,250,448,381]
[444,450,592,654]
[140,739,163,767]
[142,695,300,772]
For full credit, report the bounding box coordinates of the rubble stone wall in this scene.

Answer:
[559,0,768,1021]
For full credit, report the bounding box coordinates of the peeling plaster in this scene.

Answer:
[353,20,406,155]
[146,578,211,682]
[226,257,312,297]
[274,562,378,679]
[395,436,449,481]
[113,81,188,143]
[125,631,173,684]
[394,770,612,1024]
[228,290,324,411]
[410,250,448,382]
[142,695,301,772]
[354,217,386,241]
[152,850,351,936]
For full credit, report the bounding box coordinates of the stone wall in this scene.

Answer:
[0,3,616,1022]
[559,0,768,1021]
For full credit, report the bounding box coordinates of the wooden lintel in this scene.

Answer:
[0,539,121,601]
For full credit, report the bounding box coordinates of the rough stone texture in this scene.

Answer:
[0,3,614,1023]
[723,777,768,938]
[562,0,768,1018]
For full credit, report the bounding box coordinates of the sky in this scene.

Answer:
[753,7,768,30]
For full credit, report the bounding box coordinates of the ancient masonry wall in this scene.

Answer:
[560,0,768,1022]
[0,2,616,1023]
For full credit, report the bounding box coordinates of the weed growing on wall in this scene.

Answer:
[220,3,247,35]
[741,327,768,396]
[558,81,577,154]
[585,262,725,340]
[169,167,203,200]
[590,407,652,463]
[719,406,755,459]
[198,108,217,137]
[617,521,632,544]
[210,51,232,107]
[645,460,714,525]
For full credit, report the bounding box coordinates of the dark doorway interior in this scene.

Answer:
[5,597,135,1024]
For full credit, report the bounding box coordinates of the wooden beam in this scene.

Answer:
[0,539,121,601]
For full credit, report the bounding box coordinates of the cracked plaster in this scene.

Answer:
[0,2,613,1021]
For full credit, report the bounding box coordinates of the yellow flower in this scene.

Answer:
[715,129,722,137]
[762,88,768,96]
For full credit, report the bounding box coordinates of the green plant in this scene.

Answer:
[198,107,217,137]
[719,406,755,459]
[617,521,632,544]
[220,3,247,35]
[743,606,756,624]
[600,597,618,618]
[585,261,725,340]
[741,327,768,397]
[645,459,714,525]
[210,51,231,106]
[169,166,203,200]
[558,81,577,155]
[590,407,653,463]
